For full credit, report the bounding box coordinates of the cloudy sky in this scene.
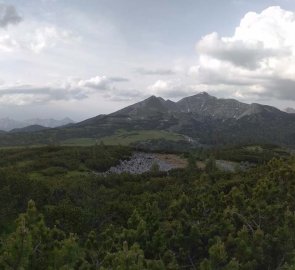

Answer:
[1,0,295,120]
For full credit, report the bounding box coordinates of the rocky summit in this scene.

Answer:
[1,92,295,147]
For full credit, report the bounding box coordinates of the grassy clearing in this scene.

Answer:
[61,138,96,146]
[61,130,184,146]
[0,144,45,150]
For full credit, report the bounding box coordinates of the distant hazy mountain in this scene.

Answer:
[0,117,74,131]
[25,117,74,128]
[10,125,50,133]
[1,92,295,147]
[0,118,26,132]
[285,108,295,114]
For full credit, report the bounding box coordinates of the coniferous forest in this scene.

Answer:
[1,145,295,269]
[3,0,295,269]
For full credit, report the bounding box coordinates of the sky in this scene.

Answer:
[1,0,295,121]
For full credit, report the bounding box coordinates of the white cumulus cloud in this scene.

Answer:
[148,80,193,99]
[0,17,76,54]
[29,26,74,53]
[191,6,295,101]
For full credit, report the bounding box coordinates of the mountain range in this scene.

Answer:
[0,117,74,131]
[111,92,282,120]
[1,92,295,147]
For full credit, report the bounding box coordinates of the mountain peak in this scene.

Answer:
[61,117,74,122]
[145,95,165,102]
[197,91,210,96]
[188,91,216,101]
[176,92,249,118]
[146,95,157,100]
[111,95,169,117]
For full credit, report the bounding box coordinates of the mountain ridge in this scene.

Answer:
[109,92,287,120]
[58,92,294,147]
[0,92,294,147]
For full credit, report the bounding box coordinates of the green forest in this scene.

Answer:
[1,144,295,269]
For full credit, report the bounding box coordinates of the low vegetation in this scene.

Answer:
[61,129,184,146]
[1,144,295,269]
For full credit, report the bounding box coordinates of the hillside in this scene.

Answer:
[0,92,295,147]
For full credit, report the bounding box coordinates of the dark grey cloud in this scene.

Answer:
[108,77,129,82]
[192,65,295,101]
[262,78,295,101]
[195,66,264,86]
[136,68,175,76]
[104,88,143,101]
[198,36,284,70]
[0,85,88,105]
[209,47,276,70]
[0,75,133,105]
[0,4,22,28]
